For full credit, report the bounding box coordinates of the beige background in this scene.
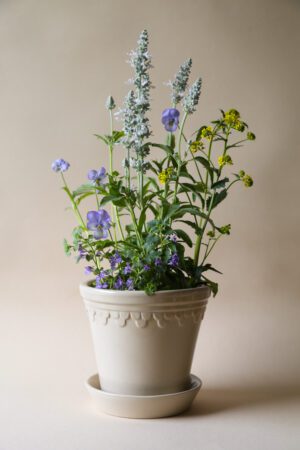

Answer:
[1,0,300,449]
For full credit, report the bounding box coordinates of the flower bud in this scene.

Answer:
[247,132,256,141]
[105,95,116,110]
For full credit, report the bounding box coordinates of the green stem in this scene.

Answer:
[178,112,188,161]
[128,204,144,251]
[61,173,86,229]
[201,234,222,266]
[189,150,204,184]
[194,127,229,266]
[60,173,101,270]
[108,110,121,245]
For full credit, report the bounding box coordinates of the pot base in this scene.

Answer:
[85,373,202,419]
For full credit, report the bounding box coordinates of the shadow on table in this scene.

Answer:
[182,385,300,417]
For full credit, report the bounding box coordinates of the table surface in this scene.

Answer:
[1,283,300,450]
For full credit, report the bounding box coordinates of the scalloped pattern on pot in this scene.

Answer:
[85,306,206,328]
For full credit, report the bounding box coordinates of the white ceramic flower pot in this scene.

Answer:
[80,283,210,396]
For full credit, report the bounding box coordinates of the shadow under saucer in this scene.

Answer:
[180,385,300,417]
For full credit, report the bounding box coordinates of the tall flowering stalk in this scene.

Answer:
[123,29,152,207]
[52,31,256,295]
[168,58,192,107]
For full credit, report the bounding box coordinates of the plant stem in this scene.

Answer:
[61,173,86,229]
[60,173,100,270]
[108,110,120,244]
[194,130,230,265]
[128,204,144,251]
[178,112,188,160]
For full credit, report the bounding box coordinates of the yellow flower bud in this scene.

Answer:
[218,154,233,167]
[201,126,213,139]
[189,141,204,153]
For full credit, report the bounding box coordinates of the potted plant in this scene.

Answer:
[52,30,255,418]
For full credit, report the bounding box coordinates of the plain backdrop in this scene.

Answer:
[0,0,300,449]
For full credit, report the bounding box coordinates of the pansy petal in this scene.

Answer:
[87,170,98,181]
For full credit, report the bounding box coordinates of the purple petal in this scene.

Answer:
[98,167,106,177]
[88,170,98,181]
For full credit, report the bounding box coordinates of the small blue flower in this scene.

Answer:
[51,158,70,172]
[78,244,87,260]
[143,264,150,271]
[110,252,122,270]
[87,167,107,185]
[114,277,123,290]
[169,233,177,243]
[126,278,134,290]
[84,266,93,275]
[98,269,108,280]
[168,253,179,267]
[123,263,132,275]
[96,281,109,289]
[154,257,162,266]
[87,209,111,240]
[161,108,180,132]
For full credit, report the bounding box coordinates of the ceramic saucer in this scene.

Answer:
[85,373,202,419]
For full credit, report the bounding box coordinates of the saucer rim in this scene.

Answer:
[85,373,202,399]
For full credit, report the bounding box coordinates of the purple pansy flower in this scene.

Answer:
[126,278,134,291]
[84,266,93,275]
[114,277,123,290]
[168,253,179,267]
[51,158,70,172]
[154,257,162,266]
[161,108,180,132]
[87,209,111,240]
[87,167,107,185]
[123,263,132,275]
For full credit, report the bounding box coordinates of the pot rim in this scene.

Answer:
[80,281,211,309]
[80,280,211,297]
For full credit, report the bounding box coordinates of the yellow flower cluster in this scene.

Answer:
[218,154,233,167]
[158,167,173,184]
[200,126,213,139]
[242,174,253,187]
[239,170,253,187]
[224,109,244,131]
[189,141,205,153]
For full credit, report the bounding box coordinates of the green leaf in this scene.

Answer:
[138,208,146,232]
[203,277,219,296]
[76,192,94,205]
[175,220,203,236]
[174,229,193,247]
[179,169,196,182]
[100,195,125,207]
[94,134,109,145]
[72,184,96,196]
[63,238,71,256]
[211,177,229,190]
[194,156,212,171]
[208,189,227,209]
[173,206,215,228]
[112,130,125,143]
[146,176,160,191]
[163,204,182,222]
[149,143,174,155]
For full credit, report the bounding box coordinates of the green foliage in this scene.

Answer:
[54,34,255,295]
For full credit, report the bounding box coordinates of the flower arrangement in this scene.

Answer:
[52,30,255,295]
